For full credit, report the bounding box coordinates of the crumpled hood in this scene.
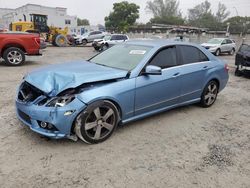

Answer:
[25,60,128,96]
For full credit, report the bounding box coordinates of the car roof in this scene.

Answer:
[125,39,199,48]
[211,38,233,40]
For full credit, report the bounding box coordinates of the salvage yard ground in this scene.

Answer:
[0,46,250,188]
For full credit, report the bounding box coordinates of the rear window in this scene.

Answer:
[179,45,208,64]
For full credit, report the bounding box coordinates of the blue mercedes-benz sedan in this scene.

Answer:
[16,40,229,144]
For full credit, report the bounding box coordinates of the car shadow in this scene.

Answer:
[116,104,200,134]
[0,60,41,67]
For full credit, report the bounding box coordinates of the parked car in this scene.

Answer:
[92,34,129,51]
[235,43,250,76]
[16,40,229,144]
[0,31,44,66]
[201,38,236,56]
[74,31,106,45]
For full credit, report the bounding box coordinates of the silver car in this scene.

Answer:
[74,31,106,45]
[201,38,236,56]
[92,34,129,51]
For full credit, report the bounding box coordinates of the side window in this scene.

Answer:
[226,39,232,44]
[150,46,177,69]
[111,35,117,40]
[116,35,123,40]
[222,40,226,45]
[179,46,208,64]
[89,32,95,36]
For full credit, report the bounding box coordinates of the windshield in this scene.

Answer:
[90,44,152,71]
[207,38,223,44]
[103,35,111,41]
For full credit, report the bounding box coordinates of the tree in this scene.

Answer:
[77,18,90,26]
[188,1,230,30]
[224,16,250,34]
[146,0,184,25]
[105,1,140,32]
[188,0,212,26]
[216,2,230,23]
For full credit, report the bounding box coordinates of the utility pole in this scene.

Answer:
[226,22,230,37]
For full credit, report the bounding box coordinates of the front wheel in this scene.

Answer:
[215,49,220,56]
[82,39,87,45]
[101,44,109,51]
[74,100,119,144]
[3,47,25,66]
[200,80,219,108]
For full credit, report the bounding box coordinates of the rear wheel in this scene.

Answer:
[200,80,219,108]
[3,47,25,66]
[74,100,119,144]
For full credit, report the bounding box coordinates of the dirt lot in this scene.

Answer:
[0,47,250,188]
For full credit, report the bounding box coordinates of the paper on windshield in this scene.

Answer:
[129,50,146,55]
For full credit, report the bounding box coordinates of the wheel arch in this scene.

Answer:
[71,97,123,134]
[205,78,220,91]
[1,44,26,56]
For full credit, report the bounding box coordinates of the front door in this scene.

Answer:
[135,46,181,115]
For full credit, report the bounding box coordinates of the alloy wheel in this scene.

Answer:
[85,106,115,140]
[7,51,22,65]
[204,83,218,106]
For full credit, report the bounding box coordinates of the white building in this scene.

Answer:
[0,4,77,29]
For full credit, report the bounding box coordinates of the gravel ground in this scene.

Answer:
[0,46,250,188]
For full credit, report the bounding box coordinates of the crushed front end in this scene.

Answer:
[15,81,86,139]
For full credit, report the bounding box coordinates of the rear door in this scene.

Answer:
[177,45,211,103]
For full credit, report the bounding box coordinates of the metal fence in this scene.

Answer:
[126,33,250,49]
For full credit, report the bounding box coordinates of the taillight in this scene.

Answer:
[224,64,229,72]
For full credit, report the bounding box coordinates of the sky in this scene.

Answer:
[0,0,250,25]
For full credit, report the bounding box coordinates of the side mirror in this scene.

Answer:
[144,65,162,75]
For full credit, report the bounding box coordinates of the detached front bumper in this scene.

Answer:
[16,97,87,139]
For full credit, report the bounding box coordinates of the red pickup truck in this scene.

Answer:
[0,32,44,66]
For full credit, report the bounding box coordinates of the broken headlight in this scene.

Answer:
[46,95,75,107]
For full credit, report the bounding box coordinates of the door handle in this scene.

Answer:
[172,72,180,77]
[203,66,208,69]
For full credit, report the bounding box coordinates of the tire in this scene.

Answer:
[200,80,219,108]
[3,47,25,66]
[74,100,119,144]
[235,66,243,77]
[229,48,235,55]
[82,39,87,45]
[215,49,221,56]
[54,34,67,47]
[101,43,109,51]
[94,46,100,51]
